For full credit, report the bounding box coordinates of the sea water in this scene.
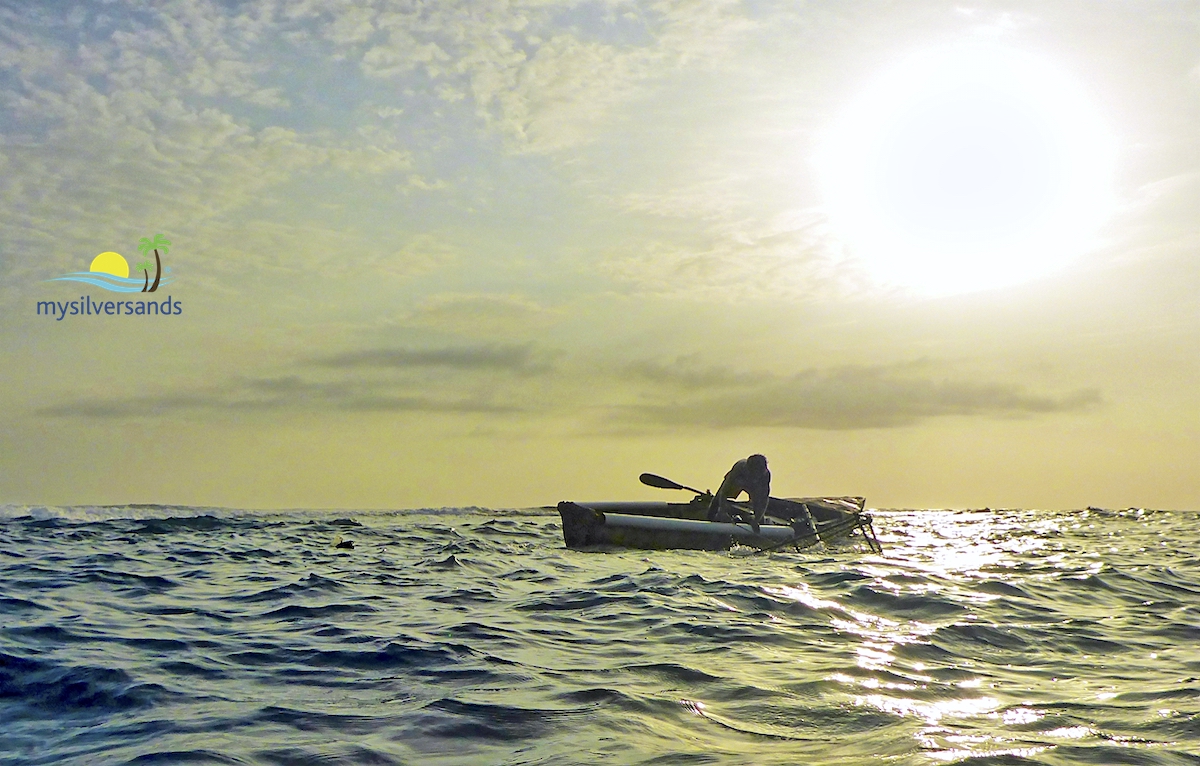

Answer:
[1,504,1197,765]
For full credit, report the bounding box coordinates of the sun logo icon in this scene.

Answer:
[89,251,129,277]
[51,234,174,292]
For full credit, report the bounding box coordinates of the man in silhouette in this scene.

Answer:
[707,454,771,534]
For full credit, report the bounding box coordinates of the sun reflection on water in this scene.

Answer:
[762,580,939,676]
[769,510,1099,762]
[855,692,1002,724]
[1001,707,1043,725]
[750,508,1183,760]
[927,744,1050,762]
[893,510,1045,579]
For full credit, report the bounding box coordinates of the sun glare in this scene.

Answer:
[815,43,1116,295]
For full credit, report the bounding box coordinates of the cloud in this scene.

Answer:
[311,343,553,373]
[1079,172,1200,276]
[33,348,1103,433]
[619,176,758,222]
[40,339,562,420]
[624,355,759,389]
[399,293,560,335]
[39,393,225,419]
[616,363,1102,430]
[0,1,413,292]
[38,373,521,419]
[310,0,755,153]
[600,208,868,302]
[405,173,449,191]
[0,0,761,295]
[188,221,447,292]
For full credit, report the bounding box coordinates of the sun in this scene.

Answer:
[89,252,129,278]
[814,43,1116,296]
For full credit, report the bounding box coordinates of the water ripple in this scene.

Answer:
[0,506,1197,765]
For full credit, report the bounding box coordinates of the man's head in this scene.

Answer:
[747,454,768,473]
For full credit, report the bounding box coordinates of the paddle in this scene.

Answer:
[640,472,789,511]
[639,472,765,516]
[641,471,767,530]
[638,473,705,495]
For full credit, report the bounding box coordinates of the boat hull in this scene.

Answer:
[558,501,878,552]
[570,496,865,523]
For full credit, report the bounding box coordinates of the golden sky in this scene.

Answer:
[2,1,1198,510]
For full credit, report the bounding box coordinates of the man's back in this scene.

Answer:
[709,454,771,530]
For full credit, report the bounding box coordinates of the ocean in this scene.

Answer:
[1,503,1197,765]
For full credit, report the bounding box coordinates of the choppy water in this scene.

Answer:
[1,504,1198,765]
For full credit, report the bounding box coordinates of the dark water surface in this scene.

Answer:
[1,505,1198,765]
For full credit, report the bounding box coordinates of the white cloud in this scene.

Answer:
[600,206,871,302]
[404,173,448,191]
[0,1,415,295]
[0,0,763,301]
[314,0,756,153]
[326,5,378,46]
[620,176,754,221]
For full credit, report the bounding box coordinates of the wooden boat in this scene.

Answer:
[557,493,880,553]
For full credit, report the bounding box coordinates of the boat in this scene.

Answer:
[558,474,881,553]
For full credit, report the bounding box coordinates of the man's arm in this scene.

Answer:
[750,471,771,523]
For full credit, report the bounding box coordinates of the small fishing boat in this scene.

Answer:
[557,474,881,553]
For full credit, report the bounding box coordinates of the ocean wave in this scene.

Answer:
[225,641,473,672]
[0,651,172,713]
[0,503,559,524]
[231,573,347,603]
[2,507,1199,765]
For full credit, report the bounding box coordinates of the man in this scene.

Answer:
[706,454,771,534]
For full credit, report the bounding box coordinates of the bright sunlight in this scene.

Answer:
[815,43,1116,295]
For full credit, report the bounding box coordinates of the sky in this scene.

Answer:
[1,0,1198,511]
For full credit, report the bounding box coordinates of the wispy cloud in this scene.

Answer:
[188,222,451,293]
[624,355,760,389]
[0,0,764,300]
[31,349,1105,433]
[311,343,553,373]
[314,0,755,153]
[0,1,413,290]
[600,198,879,302]
[38,340,562,420]
[38,372,521,419]
[616,363,1102,430]
[399,293,561,336]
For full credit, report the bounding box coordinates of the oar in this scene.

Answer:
[640,473,796,514]
[640,472,773,533]
[639,473,705,495]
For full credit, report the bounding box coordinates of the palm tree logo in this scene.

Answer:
[137,233,171,292]
[46,236,177,292]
